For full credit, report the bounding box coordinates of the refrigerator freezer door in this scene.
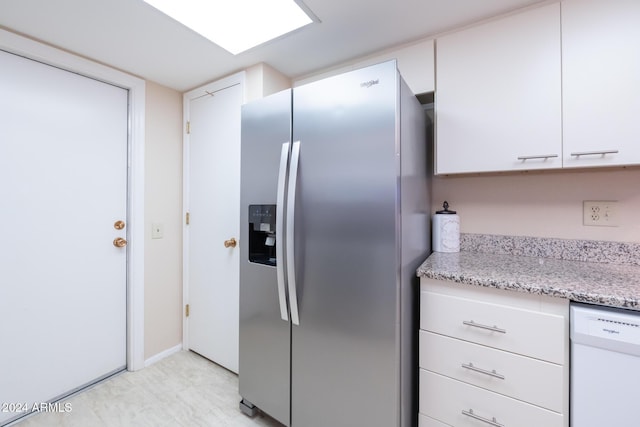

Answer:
[239,89,292,426]
[290,61,401,426]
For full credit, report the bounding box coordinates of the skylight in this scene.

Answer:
[143,0,315,55]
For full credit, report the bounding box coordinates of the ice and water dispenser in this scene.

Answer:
[248,204,277,266]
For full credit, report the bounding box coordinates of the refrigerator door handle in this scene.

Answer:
[286,140,301,326]
[275,142,290,322]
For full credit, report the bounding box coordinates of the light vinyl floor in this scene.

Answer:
[14,351,283,427]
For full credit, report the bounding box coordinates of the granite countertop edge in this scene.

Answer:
[417,250,640,311]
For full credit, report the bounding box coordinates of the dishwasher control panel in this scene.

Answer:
[571,303,640,356]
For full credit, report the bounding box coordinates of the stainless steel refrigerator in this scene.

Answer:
[239,60,430,427]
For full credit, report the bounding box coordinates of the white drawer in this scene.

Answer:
[419,370,564,427]
[420,290,566,363]
[419,330,564,412]
[419,413,450,427]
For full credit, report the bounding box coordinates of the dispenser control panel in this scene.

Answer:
[248,204,277,266]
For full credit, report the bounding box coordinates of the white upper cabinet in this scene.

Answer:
[435,4,562,174]
[562,0,640,168]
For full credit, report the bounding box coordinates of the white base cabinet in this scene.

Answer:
[420,370,563,427]
[419,414,450,427]
[419,279,569,427]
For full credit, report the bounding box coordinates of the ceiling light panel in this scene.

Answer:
[143,0,314,54]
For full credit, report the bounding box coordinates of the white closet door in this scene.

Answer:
[186,82,242,373]
[0,50,128,425]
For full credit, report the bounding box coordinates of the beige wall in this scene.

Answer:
[434,168,640,243]
[245,62,292,102]
[144,81,183,359]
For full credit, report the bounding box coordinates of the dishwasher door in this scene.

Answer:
[570,303,640,427]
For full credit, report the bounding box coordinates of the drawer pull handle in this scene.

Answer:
[461,362,505,380]
[570,149,618,157]
[462,320,506,334]
[462,409,504,427]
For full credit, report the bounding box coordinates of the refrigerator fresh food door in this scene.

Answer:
[239,89,292,426]
[290,61,400,426]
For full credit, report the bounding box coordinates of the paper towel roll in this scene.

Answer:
[432,212,460,253]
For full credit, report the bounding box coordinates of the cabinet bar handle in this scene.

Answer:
[517,154,558,160]
[461,362,505,380]
[570,149,619,157]
[463,320,506,334]
[462,409,504,427]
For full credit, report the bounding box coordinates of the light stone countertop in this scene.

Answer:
[417,249,640,311]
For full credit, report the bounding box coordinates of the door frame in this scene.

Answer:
[182,72,246,351]
[0,29,146,371]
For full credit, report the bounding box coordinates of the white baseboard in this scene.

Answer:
[143,343,183,368]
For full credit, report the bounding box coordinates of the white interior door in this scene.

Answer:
[0,50,128,425]
[186,81,243,373]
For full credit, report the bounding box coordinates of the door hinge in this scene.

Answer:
[185,304,190,317]
[186,121,191,134]
[186,212,190,225]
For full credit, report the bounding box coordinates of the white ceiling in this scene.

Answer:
[0,0,546,92]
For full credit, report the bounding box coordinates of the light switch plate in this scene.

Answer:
[152,223,164,239]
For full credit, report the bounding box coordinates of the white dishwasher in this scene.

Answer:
[570,303,640,427]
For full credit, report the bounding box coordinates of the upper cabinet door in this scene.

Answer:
[435,4,562,174]
[562,0,640,168]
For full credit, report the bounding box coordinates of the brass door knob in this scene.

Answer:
[113,237,127,248]
[114,220,125,230]
[224,238,237,248]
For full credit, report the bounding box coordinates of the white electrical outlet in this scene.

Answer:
[583,201,618,227]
